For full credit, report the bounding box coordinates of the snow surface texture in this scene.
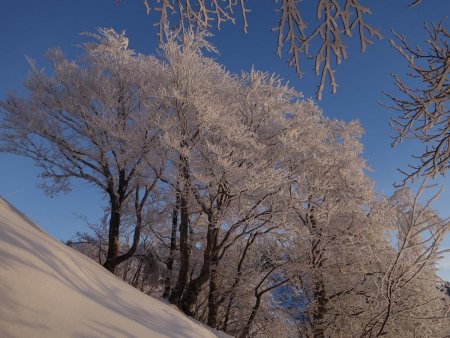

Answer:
[0,198,229,338]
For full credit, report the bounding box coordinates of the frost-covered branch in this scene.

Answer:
[386,21,450,184]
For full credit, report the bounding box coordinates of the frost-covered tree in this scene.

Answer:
[123,0,450,186]
[360,183,450,337]
[282,117,377,336]
[148,32,293,324]
[0,28,163,273]
[2,27,449,337]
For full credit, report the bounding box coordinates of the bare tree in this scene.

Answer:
[386,21,450,184]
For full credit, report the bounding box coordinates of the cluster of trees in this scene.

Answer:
[130,0,450,182]
[1,29,449,337]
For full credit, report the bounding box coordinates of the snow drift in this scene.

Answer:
[0,198,226,338]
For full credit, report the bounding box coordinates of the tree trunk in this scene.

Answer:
[168,194,189,305]
[181,215,218,316]
[222,234,256,331]
[163,201,179,299]
[103,185,147,274]
[222,293,234,332]
[239,295,261,338]
[207,240,220,327]
[308,201,327,338]
[103,200,121,273]
[312,280,326,338]
[170,164,191,306]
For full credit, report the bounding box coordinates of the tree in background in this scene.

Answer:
[360,182,450,337]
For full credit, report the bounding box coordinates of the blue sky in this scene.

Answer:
[0,0,449,279]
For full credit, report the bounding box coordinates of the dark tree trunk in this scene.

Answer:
[163,200,179,299]
[103,208,144,273]
[312,280,326,338]
[103,168,127,273]
[103,200,122,273]
[169,198,189,305]
[222,294,234,332]
[308,201,327,338]
[207,237,220,327]
[103,182,150,274]
[170,162,191,306]
[181,215,218,316]
[239,295,261,338]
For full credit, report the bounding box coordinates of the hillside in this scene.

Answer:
[0,198,227,338]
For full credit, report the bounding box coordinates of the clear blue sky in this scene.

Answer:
[0,0,449,279]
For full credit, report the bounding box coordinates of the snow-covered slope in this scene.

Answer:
[0,198,226,338]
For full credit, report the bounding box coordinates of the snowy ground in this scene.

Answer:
[0,198,229,338]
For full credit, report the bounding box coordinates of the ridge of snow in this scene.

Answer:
[0,198,230,338]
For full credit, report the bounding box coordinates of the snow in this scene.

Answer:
[0,198,230,338]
